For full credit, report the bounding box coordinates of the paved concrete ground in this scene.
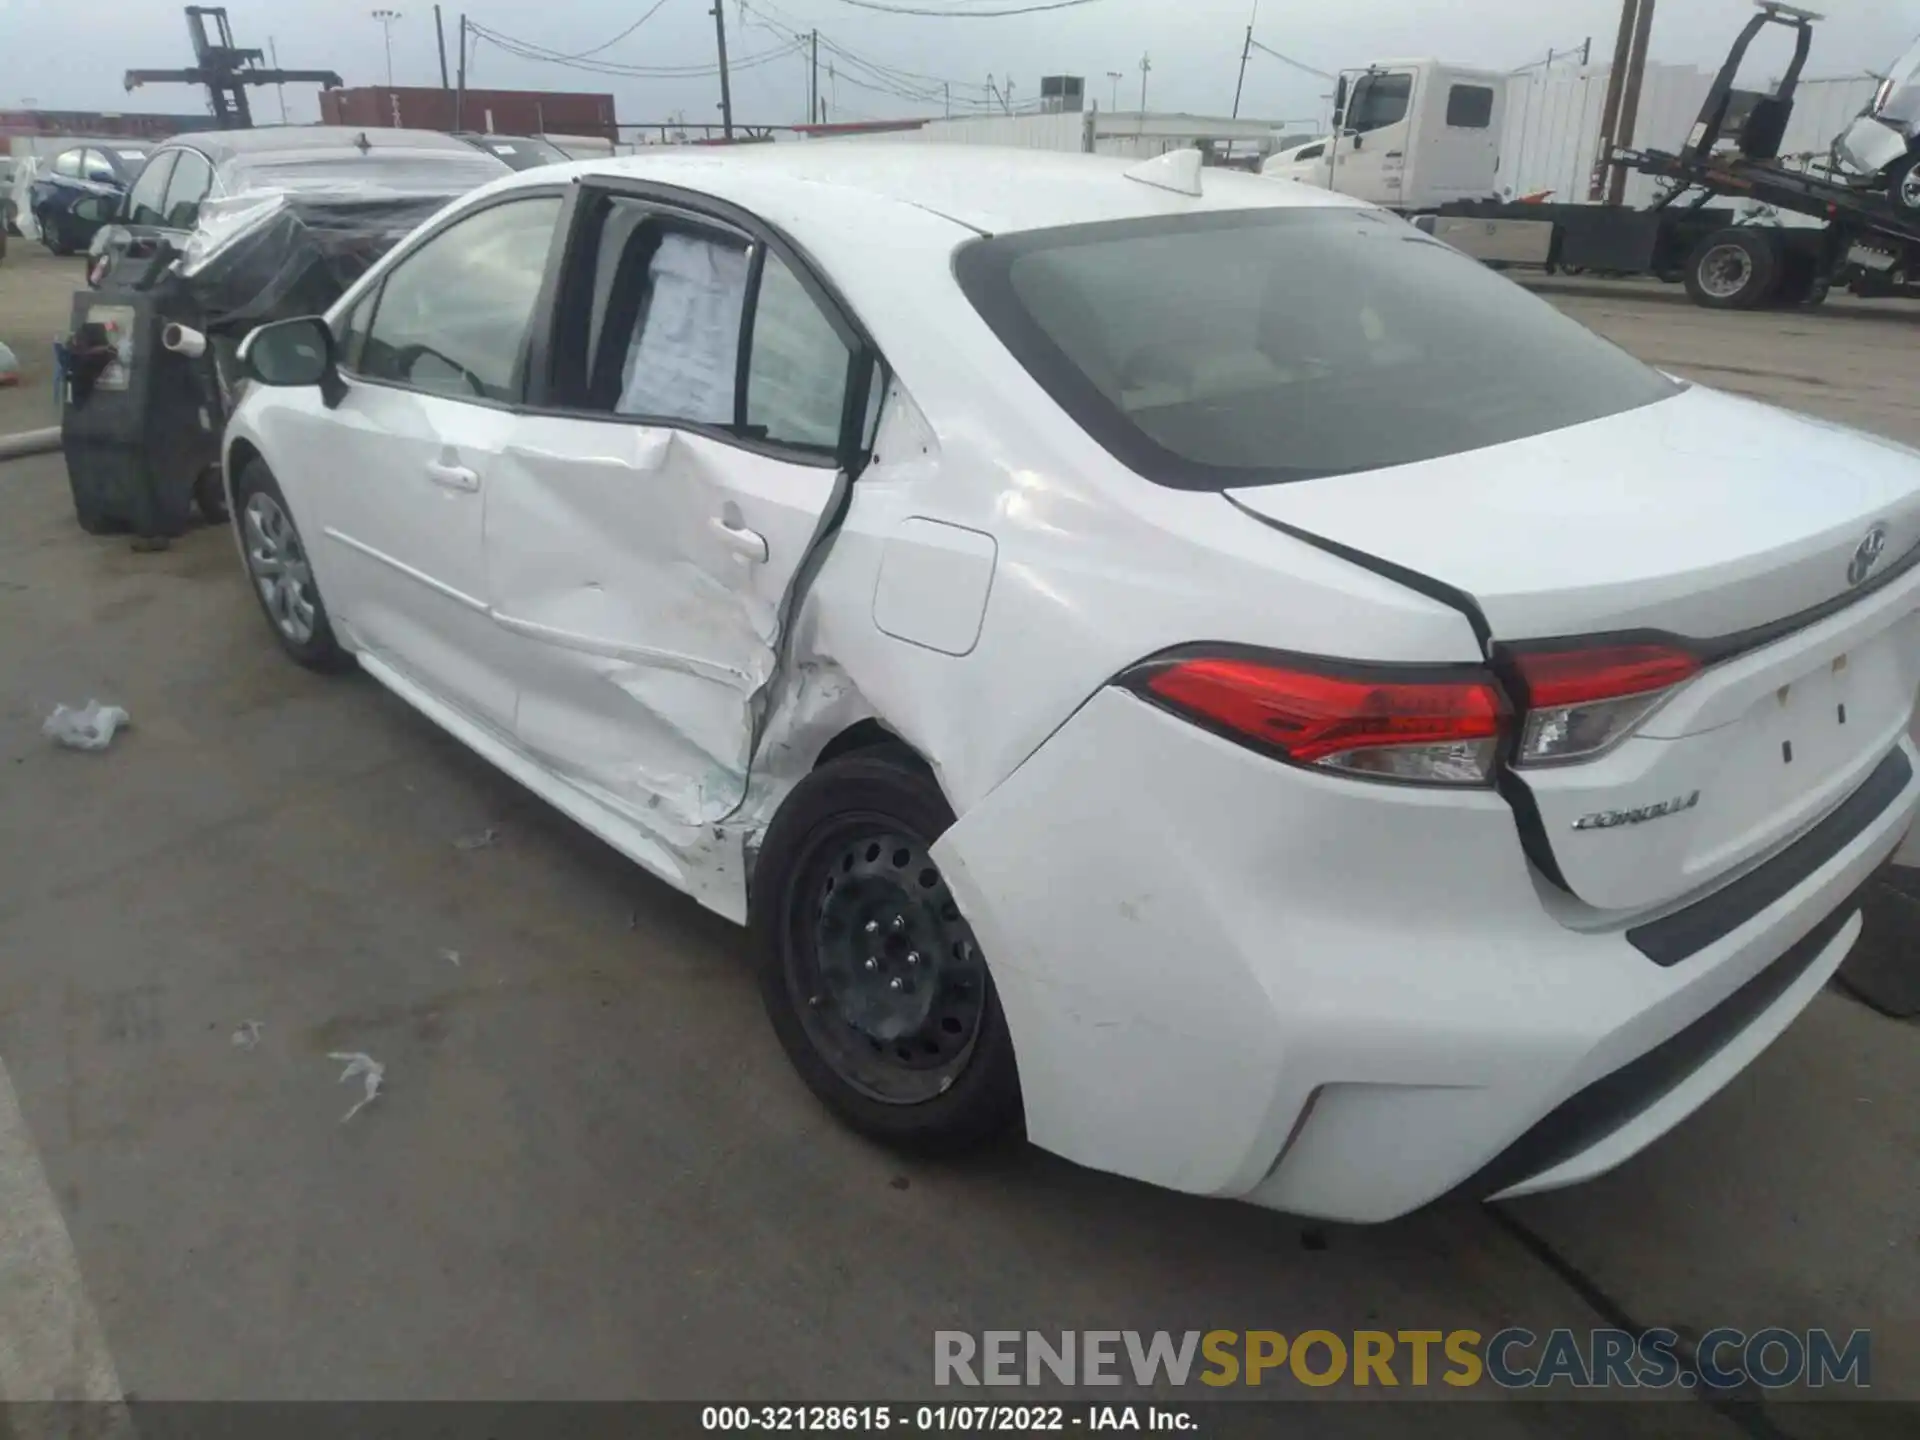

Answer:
[0,247,82,437]
[0,273,1915,1435]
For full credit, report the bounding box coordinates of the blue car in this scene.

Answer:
[30,143,151,255]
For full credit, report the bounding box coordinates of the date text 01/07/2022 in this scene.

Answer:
[700,1405,1199,1432]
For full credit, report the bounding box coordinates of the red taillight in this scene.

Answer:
[1510,645,1700,707]
[1128,653,1507,786]
[1508,642,1700,765]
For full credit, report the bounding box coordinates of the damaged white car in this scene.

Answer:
[225,145,1920,1222]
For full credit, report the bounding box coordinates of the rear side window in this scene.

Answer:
[52,150,82,178]
[955,208,1677,491]
[161,150,214,229]
[1447,85,1495,128]
[123,154,176,227]
[554,195,855,455]
[1293,142,1325,161]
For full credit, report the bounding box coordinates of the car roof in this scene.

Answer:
[557,142,1368,237]
[159,125,479,163]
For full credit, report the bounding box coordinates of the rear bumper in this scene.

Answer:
[932,689,1919,1222]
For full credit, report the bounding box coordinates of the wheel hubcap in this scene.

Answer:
[1699,243,1752,300]
[795,824,989,1105]
[1900,166,1920,210]
[242,492,317,644]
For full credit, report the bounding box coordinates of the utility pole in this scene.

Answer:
[268,36,289,122]
[372,10,402,90]
[1582,35,1593,65]
[1589,0,1639,199]
[1139,52,1151,114]
[1106,69,1122,111]
[1607,0,1658,204]
[434,4,451,88]
[455,13,467,130]
[944,81,950,117]
[712,0,735,141]
[1231,1,1257,120]
[809,30,818,125]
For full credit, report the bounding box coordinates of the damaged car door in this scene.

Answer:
[488,187,869,846]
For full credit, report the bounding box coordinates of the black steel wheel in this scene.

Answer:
[752,745,1021,1151]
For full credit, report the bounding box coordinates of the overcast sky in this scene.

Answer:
[1,0,1913,132]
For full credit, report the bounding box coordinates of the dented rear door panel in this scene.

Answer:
[484,412,843,829]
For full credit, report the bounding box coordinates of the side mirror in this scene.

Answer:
[1332,74,1348,127]
[1351,131,1365,151]
[238,316,345,407]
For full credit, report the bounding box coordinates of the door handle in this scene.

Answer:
[1385,150,1404,158]
[710,514,769,563]
[425,460,480,493]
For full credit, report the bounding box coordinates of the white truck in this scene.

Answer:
[1259,59,1508,210]
[1266,8,1920,309]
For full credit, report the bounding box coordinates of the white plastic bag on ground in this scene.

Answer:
[329,1051,385,1122]
[43,701,130,751]
[0,340,20,387]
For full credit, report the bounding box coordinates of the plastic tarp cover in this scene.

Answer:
[176,148,509,326]
[9,157,40,242]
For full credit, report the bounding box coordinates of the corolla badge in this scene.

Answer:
[1573,791,1701,831]
[1848,523,1889,587]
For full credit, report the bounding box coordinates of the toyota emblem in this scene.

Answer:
[1848,524,1889,588]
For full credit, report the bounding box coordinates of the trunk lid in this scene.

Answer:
[1227,386,1920,913]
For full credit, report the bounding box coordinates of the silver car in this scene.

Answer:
[1837,33,1920,214]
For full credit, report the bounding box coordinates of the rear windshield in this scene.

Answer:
[954,207,1678,490]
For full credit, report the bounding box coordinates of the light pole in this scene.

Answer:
[1138,52,1151,114]
[1106,70,1122,111]
[372,10,403,89]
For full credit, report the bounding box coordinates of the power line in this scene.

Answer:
[828,0,1106,16]
[1246,39,1334,81]
[549,0,677,59]
[470,20,803,77]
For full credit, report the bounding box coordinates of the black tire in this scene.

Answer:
[42,214,73,257]
[1683,227,1779,309]
[752,745,1022,1154]
[231,458,349,672]
[1887,152,1920,217]
[193,465,230,525]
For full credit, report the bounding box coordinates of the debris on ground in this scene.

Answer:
[0,341,20,387]
[230,1020,264,1051]
[452,826,500,851]
[43,700,130,751]
[328,1051,385,1123]
[440,948,462,967]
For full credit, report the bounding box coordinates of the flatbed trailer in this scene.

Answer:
[1412,2,1920,309]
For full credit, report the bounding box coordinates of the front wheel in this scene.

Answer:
[41,214,73,256]
[232,458,348,671]
[751,746,1022,1153]
[1888,152,1920,217]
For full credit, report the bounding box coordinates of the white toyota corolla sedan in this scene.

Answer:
[223,143,1920,1222]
